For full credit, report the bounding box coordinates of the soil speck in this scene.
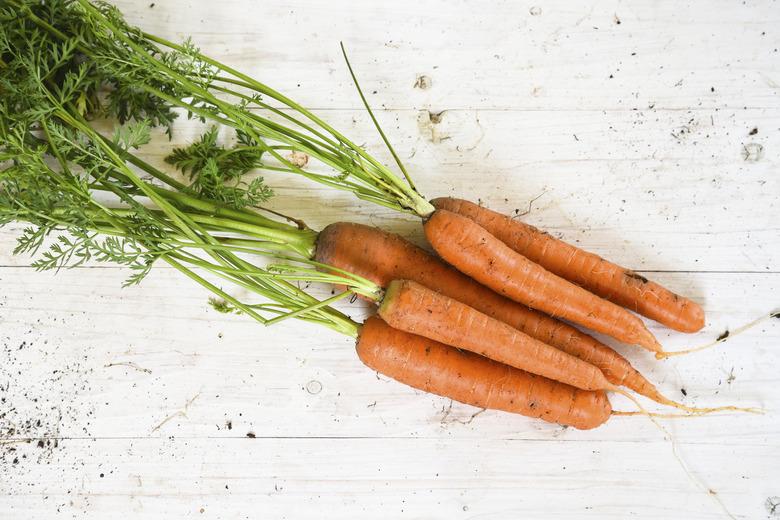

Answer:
[766,496,780,516]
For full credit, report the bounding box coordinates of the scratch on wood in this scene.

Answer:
[151,392,201,433]
[513,190,548,219]
[440,400,486,425]
[105,361,152,374]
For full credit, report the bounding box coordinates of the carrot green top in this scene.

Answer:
[0,2,401,338]
[2,0,435,218]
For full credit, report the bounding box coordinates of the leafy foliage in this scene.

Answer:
[0,0,369,335]
[30,231,157,286]
[2,0,433,216]
[208,297,238,314]
[165,127,272,208]
[0,19,167,287]
[112,119,152,151]
[0,110,163,284]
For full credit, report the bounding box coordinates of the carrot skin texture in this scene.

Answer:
[357,317,612,430]
[315,222,660,399]
[424,210,663,353]
[432,197,705,333]
[378,280,612,392]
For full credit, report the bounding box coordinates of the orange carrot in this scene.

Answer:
[357,316,612,430]
[317,222,759,415]
[432,197,705,333]
[315,222,666,401]
[423,209,664,353]
[377,279,614,392]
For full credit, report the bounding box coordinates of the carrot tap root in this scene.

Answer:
[609,384,763,416]
[314,222,668,404]
[356,316,612,430]
[611,410,705,418]
[423,209,665,352]
[638,330,666,355]
[431,197,706,333]
[377,279,614,392]
[656,310,779,359]
[651,394,764,415]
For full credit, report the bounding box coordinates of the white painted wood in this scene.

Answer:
[110,0,780,111]
[1,108,776,271]
[1,1,779,519]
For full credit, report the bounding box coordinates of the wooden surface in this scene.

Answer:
[2,1,779,518]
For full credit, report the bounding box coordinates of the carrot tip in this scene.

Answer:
[613,406,764,417]
[612,410,701,418]
[637,333,665,355]
[653,392,764,415]
[657,311,778,359]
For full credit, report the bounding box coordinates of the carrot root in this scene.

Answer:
[378,279,613,392]
[313,222,703,408]
[611,410,706,418]
[431,197,706,333]
[356,316,612,430]
[650,395,763,415]
[423,209,664,353]
[608,384,763,416]
[656,310,779,359]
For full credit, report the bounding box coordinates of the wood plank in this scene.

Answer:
[108,0,780,111]
[2,1,779,518]
[1,437,777,519]
[1,267,777,443]
[1,108,777,271]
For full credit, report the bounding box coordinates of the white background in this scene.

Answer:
[1,1,779,518]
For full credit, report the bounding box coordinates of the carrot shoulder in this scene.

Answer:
[432,197,705,333]
[314,222,661,399]
[424,209,664,353]
[357,316,612,430]
[377,279,614,391]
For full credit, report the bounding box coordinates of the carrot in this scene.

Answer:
[315,222,675,404]
[357,316,612,430]
[377,279,616,392]
[377,278,758,415]
[423,209,665,353]
[432,197,705,333]
[318,223,758,414]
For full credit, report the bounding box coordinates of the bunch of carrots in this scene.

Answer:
[0,0,764,431]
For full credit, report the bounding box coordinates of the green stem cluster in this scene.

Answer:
[8,0,434,217]
[0,9,398,337]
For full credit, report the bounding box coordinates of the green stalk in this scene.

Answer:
[163,255,268,323]
[339,42,417,193]
[18,0,435,216]
[264,290,354,326]
[98,147,306,233]
[53,111,355,331]
[3,0,405,338]
[139,30,430,209]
